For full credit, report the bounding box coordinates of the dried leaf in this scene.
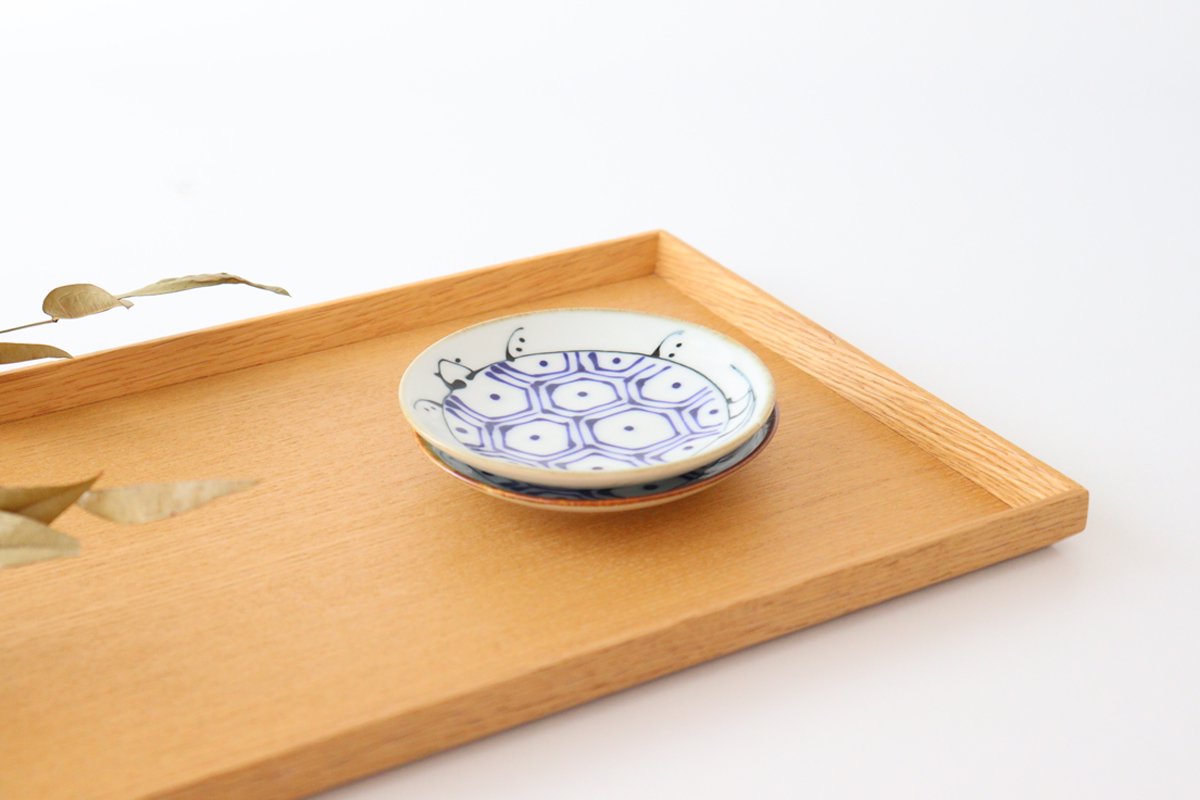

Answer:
[77,479,258,524]
[0,510,80,568]
[0,342,72,364]
[42,283,132,319]
[119,273,290,299]
[0,474,100,524]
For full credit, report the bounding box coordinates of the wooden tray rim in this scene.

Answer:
[0,230,1085,512]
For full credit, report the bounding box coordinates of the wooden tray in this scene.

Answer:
[0,232,1088,799]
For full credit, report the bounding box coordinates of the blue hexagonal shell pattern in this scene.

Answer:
[442,350,730,473]
[428,408,778,502]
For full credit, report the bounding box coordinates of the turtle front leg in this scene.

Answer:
[436,359,472,390]
[504,327,528,361]
[650,330,687,359]
[413,398,444,415]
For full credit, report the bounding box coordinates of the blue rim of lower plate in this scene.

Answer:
[420,407,778,504]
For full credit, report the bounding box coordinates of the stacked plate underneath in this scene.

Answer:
[400,309,778,512]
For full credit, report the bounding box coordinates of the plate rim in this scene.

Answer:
[415,406,780,510]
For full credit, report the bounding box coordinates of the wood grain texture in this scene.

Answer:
[157,489,1087,800]
[655,232,1081,507]
[0,235,1087,799]
[0,232,658,424]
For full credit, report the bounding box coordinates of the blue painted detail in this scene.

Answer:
[430,410,777,500]
[440,348,734,469]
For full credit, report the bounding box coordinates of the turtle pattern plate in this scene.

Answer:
[421,325,757,474]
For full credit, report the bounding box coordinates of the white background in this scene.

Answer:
[2,2,1197,797]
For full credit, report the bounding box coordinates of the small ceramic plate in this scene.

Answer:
[416,408,779,512]
[399,308,776,488]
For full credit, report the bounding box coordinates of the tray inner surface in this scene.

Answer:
[2,272,1010,798]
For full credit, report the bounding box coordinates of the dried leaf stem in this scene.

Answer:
[0,319,58,336]
[2,271,289,366]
